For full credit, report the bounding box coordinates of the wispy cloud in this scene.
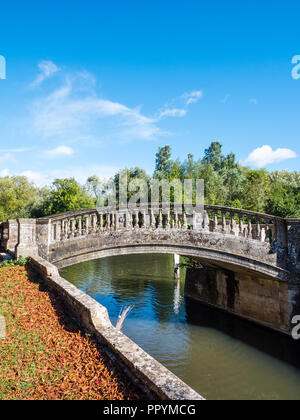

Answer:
[158,108,187,119]
[0,153,14,164]
[31,60,60,88]
[182,90,203,106]
[250,98,258,105]
[0,168,9,177]
[20,164,119,187]
[42,145,75,159]
[221,94,230,104]
[0,148,33,153]
[29,66,202,144]
[242,145,297,167]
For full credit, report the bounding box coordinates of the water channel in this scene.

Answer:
[61,253,300,400]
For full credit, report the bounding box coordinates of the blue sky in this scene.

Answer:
[0,0,300,186]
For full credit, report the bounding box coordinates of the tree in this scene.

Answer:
[243,169,270,212]
[41,178,95,215]
[266,182,300,218]
[0,176,37,221]
[154,145,172,179]
[202,141,223,170]
[114,167,150,205]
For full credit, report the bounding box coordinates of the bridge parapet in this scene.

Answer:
[39,204,280,246]
[1,205,300,279]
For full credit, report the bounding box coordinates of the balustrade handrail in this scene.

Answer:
[36,203,291,223]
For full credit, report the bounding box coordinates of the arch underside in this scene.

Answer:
[52,242,290,283]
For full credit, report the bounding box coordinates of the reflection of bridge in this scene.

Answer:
[1,204,300,334]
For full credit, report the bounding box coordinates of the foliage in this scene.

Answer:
[0,141,300,220]
[0,257,29,268]
[266,182,300,218]
[35,178,95,216]
[0,176,37,221]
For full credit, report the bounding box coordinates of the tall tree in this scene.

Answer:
[154,145,172,179]
[0,176,37,221]
[41,178,95,215]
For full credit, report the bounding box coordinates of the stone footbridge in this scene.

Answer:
[1,204,300,334]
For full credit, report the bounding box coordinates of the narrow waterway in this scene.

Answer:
[61,254,300,400]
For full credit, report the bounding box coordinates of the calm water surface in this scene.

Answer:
[61,254,300,400]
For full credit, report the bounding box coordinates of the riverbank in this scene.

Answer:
[0,264,142,400]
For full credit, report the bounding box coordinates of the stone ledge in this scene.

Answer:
[28,256,205,401]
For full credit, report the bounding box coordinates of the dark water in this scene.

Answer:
[61,254,300,400]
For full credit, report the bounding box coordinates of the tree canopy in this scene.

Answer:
[0,141,299,221]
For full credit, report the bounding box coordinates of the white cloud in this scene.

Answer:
[250,98,258,105]
[27,68,202,147]
[182,90,203,105]
[31,60,60,87]
[158,108,187,119]
[19,164,119,187]
[43,145,75,159]
[30,74,165,142]
[242,145,297,167]
[20,170,45,183]
[0,168,10,177]
[0,148,33,153]
[0,153,14,164]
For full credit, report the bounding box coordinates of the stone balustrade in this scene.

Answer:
[1,204,299,278]
[43,204,280,246]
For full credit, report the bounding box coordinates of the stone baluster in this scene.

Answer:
[125,211,131,229]
[222,212,227,233]
[150,209,156,229]
[266,219,274,243]
[134,210,139,229]
[238,214,244,236]
[260,227,266,242]
[247,216,252,239]
[115,213,120,230]
[111,213,115,231]
[105,213,110,231]
[174,211,179,229]
[158,209,163,228]
[90,214,97,233]
[256,217,261,240]
[183,212,188,230]
[203,210,210,232]
[213,211,218,232]
[62,219,68,239]
[166,211,170,229]
[98,213,103,232]
[230,212,235,235]
[77,216,82,236]
[69,218,76,238]
[84,215,90,235]
[141,210,146,228]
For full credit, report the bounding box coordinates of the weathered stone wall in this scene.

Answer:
[185,265,300,334]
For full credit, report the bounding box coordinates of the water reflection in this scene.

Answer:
[61,254,300,400]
